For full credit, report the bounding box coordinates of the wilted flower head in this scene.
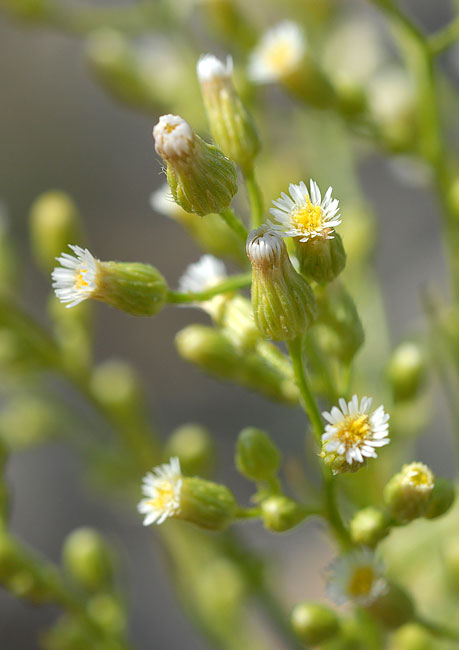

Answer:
[248,21,305,84]
[270,180,341,242]
[137,458,182,525]
[52,245,100,308]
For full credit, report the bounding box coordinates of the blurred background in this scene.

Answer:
[0,0,457,647]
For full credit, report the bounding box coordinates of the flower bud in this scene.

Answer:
[247,226,317,341]
[388,623,434,650]
[366,581,415,629]
[315,282,364,364]
[350,507,390,548]
[295,233,346,285]
[197,54,260,174]
[424,477,455,519]
[62,528,114,593]
[235,427,281,482]
[384,462,435,523]
[290,602,340,646]
[261,495,306,532]
[47,294,92,376]
[164,423,215,477]
[175,324,298,404]
[222,295,261,352]
[153,114,238,216]
[387,341,426,402]
[90,359,141,414]
[87,593,126,635]
[52,245,168,316]
[29,191,82,273]
[0,396,57,451]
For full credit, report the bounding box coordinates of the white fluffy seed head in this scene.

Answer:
[153,114,195,161]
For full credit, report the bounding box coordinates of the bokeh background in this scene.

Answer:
[0,0,456,647]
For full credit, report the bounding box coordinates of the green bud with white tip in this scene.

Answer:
[153,114,237,216]
[247,226,317,341]
[197,54,260,174]
[291,602,340,646]
[261,495,306,532]
[235,427,281,482]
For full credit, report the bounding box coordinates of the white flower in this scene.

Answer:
[326,549,388,607]
[137,457,182,526]
[197,53,233,83]
[153,114,194,161]
[322,395,390,466]
[248,21,305,84]
[51,245,100,308]
[246,225,285,268]
[149,182,179,218]
[270,180,341,242]
[178,255,228,319]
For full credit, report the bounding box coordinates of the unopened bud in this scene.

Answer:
[235,427,281,482]
[296,233,346,285]
[261,495,306,532]
[388,623,434,650]
[0,396,57,450]
[153,114,237,216]
[290,602,340,646]
[179,478,237,530]
[29,191,82,273]
[197,54,260,174]
[90,359,141,413]
[62,528,114,593]
[424,477,455,520]
[247,226,317,341]
[164,423,215,477]
[350,507,389,548]
[384,462,435,523]
[52,245,168,316]
[387,341,426,402]
[87,593,126,635]
[367,581,415,629]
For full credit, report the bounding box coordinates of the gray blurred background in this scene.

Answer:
[0,0,456,648]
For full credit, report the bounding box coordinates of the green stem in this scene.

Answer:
[167,272,252,303]
[287,336,323,442]
[236,507,261,519]
[428,15,459,55]
[219,208,248,242]
[322,471,352,549]
[245,169,264,229]
[416,615,459,641]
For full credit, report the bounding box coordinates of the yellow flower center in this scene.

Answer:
[336,414,371,446]
[148,480,175,511]
[164,122,178,134]
[348,566,375,598]
[293,197,323,234]
[266,40,294,75]
[74,269,89,290]
[405,464,433,488]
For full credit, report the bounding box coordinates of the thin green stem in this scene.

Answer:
[219,208,248,242]
[236,507,261,519]
[244,169,264,229]
[322,471,352,549]
[167,272,252,303]
[428,15,459,55]
[416,615,459,641]
[287,336,323,442]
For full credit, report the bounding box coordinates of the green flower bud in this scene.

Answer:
[175,324,298,404]
[164,423,215,477]
[314,281,364,364]
[197,54,260,174]
[29,191,82,273]
[235,427,281,482]
[247,226,317,341]
[90,359,141,413]
[291,602,340,646]
[62,528,114,593]
[366,581,415,629]
[384,462,435,523]
[87,593,126,635]
[424,477,455,519]
[295,233,346,285]
[261,495,306,532]
[0,396,57,451]
[47,294,92,376]
[350,507,390,548]
[52,245,168,316]
[138,458,238,531]
[388,623,434,650]
[387,341,426,402]
[153,114,237,216]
